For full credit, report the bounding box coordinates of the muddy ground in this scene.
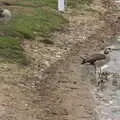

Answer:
[0,0,119,120]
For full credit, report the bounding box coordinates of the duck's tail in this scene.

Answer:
[80,56,86,64]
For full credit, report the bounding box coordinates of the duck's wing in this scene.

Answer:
[90,54,106,61]
[81,54,106,64]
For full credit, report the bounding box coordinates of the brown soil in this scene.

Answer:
[0,0,119,120]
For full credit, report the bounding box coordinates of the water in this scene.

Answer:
[92,36,120,120]
[115,0,120,3]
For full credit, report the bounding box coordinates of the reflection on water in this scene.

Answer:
[92,36,120,120]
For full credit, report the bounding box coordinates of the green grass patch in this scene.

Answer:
[0,37,28,65]
[0,0,92,64]
[15,0,58,9]
[0,0,67,64]
[68,0,93,8]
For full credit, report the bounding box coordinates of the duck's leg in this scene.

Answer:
[95,64,97,74]
[94,63,99,85]
[92,62,96,74]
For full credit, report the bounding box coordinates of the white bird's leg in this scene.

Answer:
[95,65,100,85]
[97,68,102,86]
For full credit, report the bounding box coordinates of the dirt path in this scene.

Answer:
[37,53,97,120]
[0,0,118,120]
[0,52,96,120]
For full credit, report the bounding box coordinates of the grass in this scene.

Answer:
[0,0,92,65]
[0,0,67,64]
[0,37,28,64]
[68,0,92,8]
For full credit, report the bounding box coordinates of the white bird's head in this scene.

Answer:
[0,8,4,14]
[104,48,112,54]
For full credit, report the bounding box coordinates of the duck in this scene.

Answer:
[80,48,112,65]
[81,48,112,87]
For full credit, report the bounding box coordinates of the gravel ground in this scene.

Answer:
[0,0,119,120]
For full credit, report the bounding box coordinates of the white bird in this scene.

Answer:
[0,8,12,23]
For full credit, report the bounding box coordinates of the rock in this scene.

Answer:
[44,61,50,67]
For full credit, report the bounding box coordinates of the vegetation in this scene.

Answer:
[0,37,28,64]
[0,0,67,64]
[68,0,92,8]
[0,0,92,64]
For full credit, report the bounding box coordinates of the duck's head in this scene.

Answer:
[104,48,112,54]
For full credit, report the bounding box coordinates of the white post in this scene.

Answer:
[58,0,65,12]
